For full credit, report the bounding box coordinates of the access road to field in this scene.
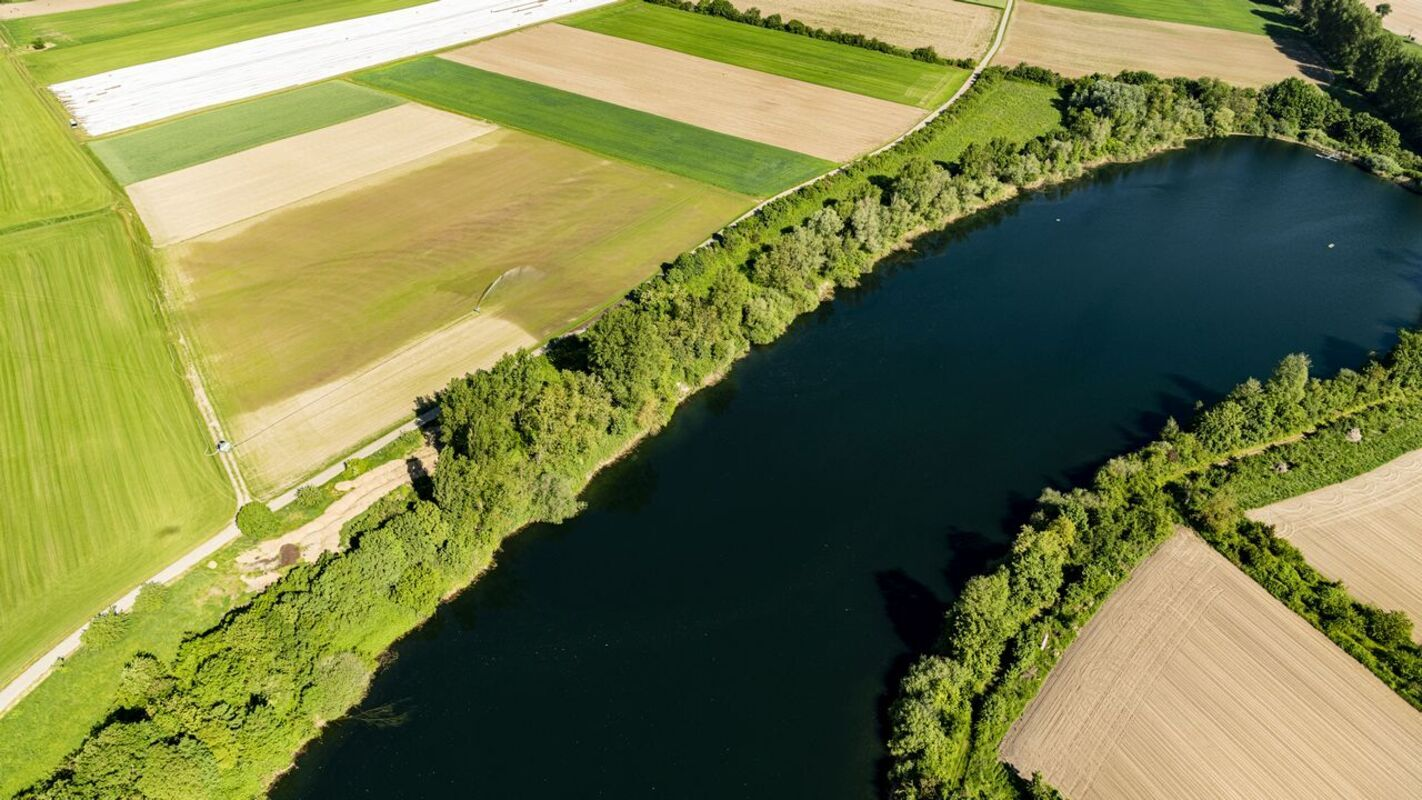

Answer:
[127,103,493,244]
[745,0,1000,61]
[1250,448,1422,641]
[998,1,1326,87]
[1000,530,1422,799]
[52,0,615,134]
[443,24,924,162]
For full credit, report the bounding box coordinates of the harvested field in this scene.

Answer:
[167,129,752,492]
[745,0,999,61]
[998,2,1326,87]
[1382,0,1422,40]
[127,103,494,245]
[0,0,137,20]
[90,81,400,185]
[48,0,613,135]
[443,25,922,163]
[1249,448,1422,641]
[1000,530,1422,799]
[358,57,831,195]
[566,3,969,109]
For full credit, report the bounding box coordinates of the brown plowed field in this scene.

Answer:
[1000,530,1422,799]
[1382,0,1422,40]
[746,0,999,61]
[998,2,1327,87]
[1250,448,1422,641]
[442,24,924,163]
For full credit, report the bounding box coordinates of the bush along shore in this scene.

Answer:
[18,59,1422,799]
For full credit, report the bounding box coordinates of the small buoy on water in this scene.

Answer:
[1055,218,1061,222]
[1328,243,1336,249]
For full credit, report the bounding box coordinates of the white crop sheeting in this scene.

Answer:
[52,0,614,135]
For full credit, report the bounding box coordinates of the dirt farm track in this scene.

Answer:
[1000,530,1422,800]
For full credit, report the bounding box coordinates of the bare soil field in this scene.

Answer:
[168,129,752,493]
[1382,0,1422,40]
[746,0,999,61]
[127,103,493,245]
[442,24,923,162]
[1000,530,1422,799]
[1250,448,1422,641]
[998,2,1326,87]
[0,0,135,19]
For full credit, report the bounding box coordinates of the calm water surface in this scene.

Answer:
[273,139,1422,799]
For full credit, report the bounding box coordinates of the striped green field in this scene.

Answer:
[1026,0,1276,34]
[356,57,832,196]
[2,0,429,84]
[0,57,109,229]
[90,81,402,185]
[0,213,233,689]
[919,78,1063,164]
[566,3,969,109]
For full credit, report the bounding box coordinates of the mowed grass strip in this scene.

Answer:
[0,213,232,688]
[90,81,401,185]
[919,78,1062,164]
[356,57,831,196]
[3,0,429,84]
[565,3,968,109]
[0,57,109,229]
[1024,0,1278,35]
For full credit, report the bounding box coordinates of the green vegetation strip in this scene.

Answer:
[918,78,1063,164]
[566,3,968,109]
[0,214,233,691]
[0,57,109,228]
[1027,0,1276,34]
[3,0,428,85]
[89,82,402,185]
[356,57,832,196]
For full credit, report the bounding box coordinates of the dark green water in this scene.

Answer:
[273,139,1422,799]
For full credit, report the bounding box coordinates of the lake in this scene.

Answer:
[272,139,1422,799]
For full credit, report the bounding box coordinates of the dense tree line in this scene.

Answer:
[1291,0,1422,144]
[644,0,977,68]
[888,333,1422,800]
[18,60,1421,798]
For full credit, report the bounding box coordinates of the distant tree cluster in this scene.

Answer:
[19,57,1422,800]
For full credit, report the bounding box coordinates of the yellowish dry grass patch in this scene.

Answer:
[1250,448,1422,641]
[746,0,999,61]
[168,129,753,493]
[127,103,494,244]
[442,24,924,163]
[998,1,1325,87]
[1000,530,1422,799]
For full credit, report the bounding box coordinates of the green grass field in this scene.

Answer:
[1025,0,1277,34]
[566,3,969,109]
[90,81,402,185]
[0,213,233,689]
[919,78,1063,164]
[0,57,109,229]
[3,0,428,84]
[357,57,832,196]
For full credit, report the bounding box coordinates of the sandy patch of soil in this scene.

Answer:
[442,23,924,162]
[1000,530,1422,799]
[1381,0,1422,40]
[998,2,1328,87]
[237,446,435,591]
[747,0,999,61]
[1249,448,1422,642]
[127,104,495,245]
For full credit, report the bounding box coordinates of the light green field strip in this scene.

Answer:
[90,81,402,185]
[0,57,109,229]
[356,57,832,196]
[565,3,969,110]
[2,0,430,85]
[0,213,233,690]
[920,79,1063,164]
[1024,0,1277,34]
